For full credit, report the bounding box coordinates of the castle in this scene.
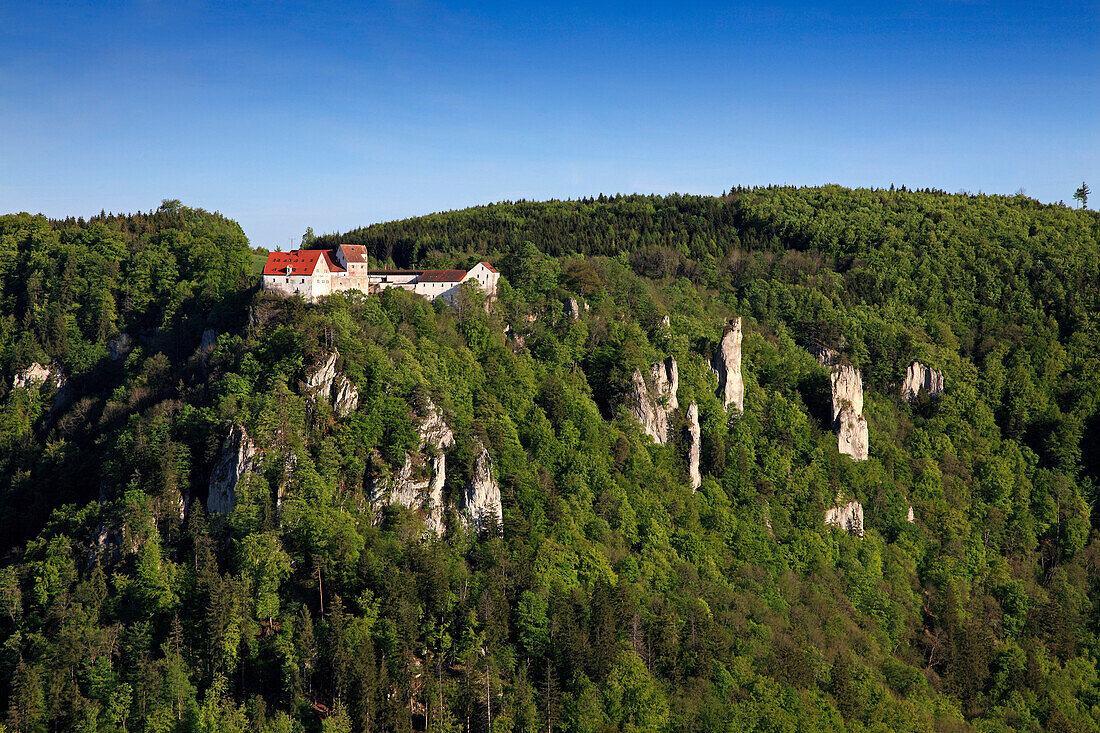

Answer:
[261,244,499,303]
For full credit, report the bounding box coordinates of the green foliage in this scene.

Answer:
[1,188,1099,731]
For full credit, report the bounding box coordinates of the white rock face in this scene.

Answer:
[463,443,503,533]
[830,366,864,421]
[107,333,134,361]
[564,297,581,321]
[837,407,869,461]
[303,352,339,394]
[907,505,916,523]
[711,318,744,413]
[901,361,945,402]
[629,357,679,443]
[12,362,63,390]
[831,407,866,460]
[685,402,701,492]
[828,364,868,461]
[652,357,678,412]
[301,351,359,417]
[332,378,359,417]
[417,397,455,450]
[372,396,455,534]
[207,424,258,514]
[824,500,864,538]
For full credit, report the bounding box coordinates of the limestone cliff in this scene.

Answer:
[207,424,258,515]
[371,397,455,534]
[837,407,869,461]
[332,378,359,418]
[711,318,744,413]
[824,500,865,538]
[830,365,864,421]
[12,362,64,391]
[12,362,72,413]
[828,364,869,461]
[629,356,679,443]
[564,297,581,321]
[462,443,503,533]
[901,361,945,402]
[301,351,359,418]
[107,333,134,361]
[685,402,701,492]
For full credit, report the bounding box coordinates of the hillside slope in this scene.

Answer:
[1,189,1099,731]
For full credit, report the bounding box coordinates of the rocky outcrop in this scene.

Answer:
[685,402,701,492]
[301,352,359,417]
[199,329,218,369]
[830,366,863,421]
[812,346,840,367]
[907,505,916,523]
[652,357,678,412]
[829,364,868,461]
[837,408,869,461]
[371,397,454,534]
[12,362,63,391]
[12,362,72,413]
[711,318,744,413]
[107,333,134,361]
[762,504,775,538]
[331,379,357,417]
[824,500,864,538]
[901,361,944,402]
[504,324,527,351]
[462,443,503,533]
[416,396,455,450]
[388,452,449,535]
[207,424,258,514]
[303,352,339,394]
[564,297,581,321]
[629,357,679,444]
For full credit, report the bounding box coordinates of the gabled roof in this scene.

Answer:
[476,261,498,273]
[263,249,326,276]
[417,269,468,283]
[263,249,345,276]
[321,251,345,273]
[339,244,368,264]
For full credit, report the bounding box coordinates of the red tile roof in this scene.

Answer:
[478,261,498,273]
[263,249,327,276]
[322,251,345,273]
[417,269,468,283]
[339,245,368,264]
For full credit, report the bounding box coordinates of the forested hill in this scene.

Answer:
[0,188,1099,731]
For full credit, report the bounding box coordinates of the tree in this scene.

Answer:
[1074,182,1090,208]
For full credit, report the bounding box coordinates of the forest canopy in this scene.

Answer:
[0,187,1098,731]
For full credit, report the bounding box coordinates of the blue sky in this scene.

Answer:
[1,1,1097,248]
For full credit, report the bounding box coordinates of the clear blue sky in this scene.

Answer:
[1,1,1097,248]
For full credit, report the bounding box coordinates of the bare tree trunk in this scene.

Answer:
[486,670,491,732]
